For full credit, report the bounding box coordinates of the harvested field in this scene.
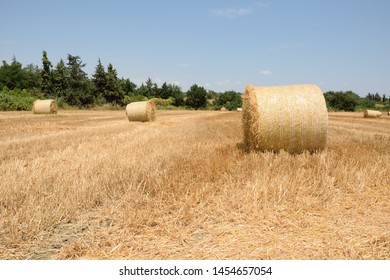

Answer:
[0,110,389,260]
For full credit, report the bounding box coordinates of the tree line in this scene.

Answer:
[0,51,242,111]
[1,51,388,112]
[323,90,390,111]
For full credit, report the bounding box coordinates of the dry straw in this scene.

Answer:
[364,110,382,118]
[243,84,328,153]
[126,100,156,122]
[32,99,57,114]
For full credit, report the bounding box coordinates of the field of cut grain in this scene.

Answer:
[0,110,389,260]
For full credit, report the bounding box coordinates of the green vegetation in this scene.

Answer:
[324,91,390,112]
[0,51,389,111]
[0,87,36,111]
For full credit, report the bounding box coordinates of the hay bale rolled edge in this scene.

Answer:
[32,99,57,114]
[243,84,328,153]
[363,110,382,118]
[126,100,156,122]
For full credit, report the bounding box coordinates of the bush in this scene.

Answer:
[215,91,242,111]
[151,97,175,108]
[186,84,207,109]
[123,94,147,104]
[0,87,37,111]
[324,91,360,111]
[0,91,36,111]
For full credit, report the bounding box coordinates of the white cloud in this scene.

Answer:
[210,7,252,18]
[210,2,268,18]
[216,80,241,89]
[260,70,272,75]
[172,80,180,86]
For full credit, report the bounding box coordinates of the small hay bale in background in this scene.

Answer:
[126,100,156,122]
[220,107,227,111]
[243,84,328,153]
[237,107,243,112]
[363,110,382,118]
[32,99,57,114]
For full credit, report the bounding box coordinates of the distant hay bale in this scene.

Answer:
[243,84,328,153]
[220,107,227,111]
[126,100,156,122]
[363,110,382,118]
[237,107,243,112]
[32,99,57,114]
[388,111,390,116]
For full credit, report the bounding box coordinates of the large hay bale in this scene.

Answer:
[32,99,57,114]
[243,84,328,153]
[126,100,156,122]
[363,110,382,118]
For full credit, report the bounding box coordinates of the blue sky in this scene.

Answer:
[1,0,389,96]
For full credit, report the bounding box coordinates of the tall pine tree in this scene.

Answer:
[92,59,107,103]
[41,50,53,96]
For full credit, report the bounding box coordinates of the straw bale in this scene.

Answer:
[243,84,328,153]
[32,99,57,114]
[126,100,156,122]
[220,107,227,111]
[237,108,243,112]
[363,110,382,118]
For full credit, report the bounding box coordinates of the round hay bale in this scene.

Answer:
[237,107,243,112]
[243,84,328,153]
[363,110,382,118]
[220,107,227,111]
[32,99,57,114]
[126,100,156,122]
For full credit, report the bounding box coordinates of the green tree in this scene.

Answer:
[186,84,207,109]
[0,57,28,90]
[170,84,184,106]
[324,91,360,111]
[92,59,107,103]
[215,90,242,110]
[145,77,158,98]
[120,78,137,95]
[41,50,53,96]
[65,54,93,106]
[104,63,123,104]
[136,83,149,97]
[159,82,172,99]
[52,59,69,100]
[24,63,41,91]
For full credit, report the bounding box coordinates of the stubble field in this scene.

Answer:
[0,109,389,259]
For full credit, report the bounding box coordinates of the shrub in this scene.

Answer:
[0,91,36,111]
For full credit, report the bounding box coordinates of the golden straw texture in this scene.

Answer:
[364,110,382,118]
[243,84,328,153]
[126,100,156,122]
[32,99,57,114]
